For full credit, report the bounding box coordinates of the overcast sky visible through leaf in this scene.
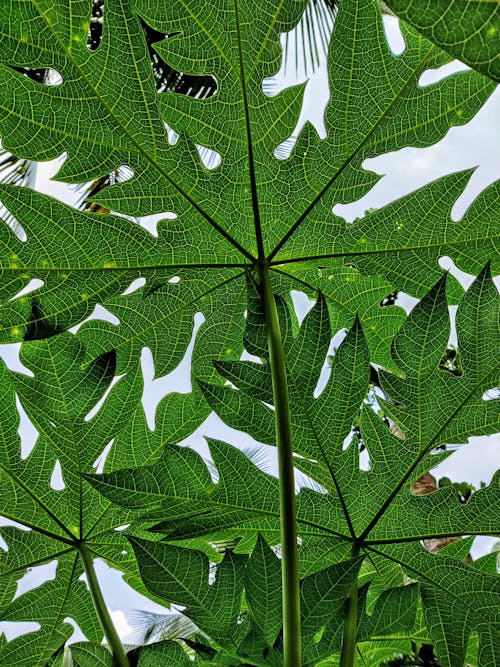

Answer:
[0,13,498,645]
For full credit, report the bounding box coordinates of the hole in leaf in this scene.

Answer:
[0,345,33,377]
[8,67,63,86]
[197,145,221,170]
[142,313,203,429]
[122,277,146,295]
[296,465,327,494]
[85,373,123,422]
[314,330,347,398]
[62,617,85,644]
[93,439,114,473]
[14,560,57,600]
[0,202,26,241]
[439,346,463,377]
[382,15,405,55]
[50,460,65,490]
[17,395,38,458]
[164,122,221,169]
[138,210,177,237]
[274,135,298,160]
[359,444,371,471]
[78,164,134,213]
[419,61,470,87]
[264,0,336,88]
[70,303,120,334]
[9,279,44,302]
[483,387,500,401]
[139,17,217,97]
[439,256,476,289]
[87,0,104,51]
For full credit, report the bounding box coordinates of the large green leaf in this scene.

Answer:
[372,543,500,667]
[0,0,497,372]
[0,334,150,665]
[245,535,283,646]
[134,641,193,667]
[90,269,499,662]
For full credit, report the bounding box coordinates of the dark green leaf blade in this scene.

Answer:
[245,534,283,646]
[128,537,246,644]
[70,642,113,667]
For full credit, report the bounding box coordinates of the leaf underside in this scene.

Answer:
[0,0,498,665]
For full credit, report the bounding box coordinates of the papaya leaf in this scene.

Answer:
[70,642,114,667]
[245,535,283,646]
[0,0,498,664]
[133,640,193,666]
[0,334,151,665]
[89,267,499,661]
[127,538,246,646]
[0,0,497,372]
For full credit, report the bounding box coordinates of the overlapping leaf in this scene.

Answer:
[127,538,246,645]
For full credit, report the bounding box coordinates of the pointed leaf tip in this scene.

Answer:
[392,275,449,376]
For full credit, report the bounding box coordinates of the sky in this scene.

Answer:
[0,9,499,647]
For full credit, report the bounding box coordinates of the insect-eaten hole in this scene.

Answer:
[483,387,500,401]
[87,0,105,51]
[439,346,463,377]
[50,460,66,491]
[9,67,63,86]
[380,290,398,307]
[139,16,217,97]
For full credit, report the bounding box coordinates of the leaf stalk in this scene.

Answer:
[78,543,131,667]
[258,262,301,667]
[340,546,360,667]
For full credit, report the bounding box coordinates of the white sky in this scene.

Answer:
[0,11,498,645]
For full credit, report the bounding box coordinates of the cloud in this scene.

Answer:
[109,609,133,641]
